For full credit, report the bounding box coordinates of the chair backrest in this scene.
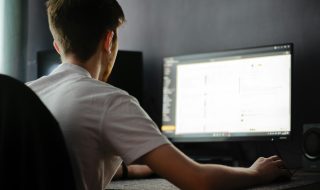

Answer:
[0,74,76,190]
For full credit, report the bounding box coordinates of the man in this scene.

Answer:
[27,0,290,189]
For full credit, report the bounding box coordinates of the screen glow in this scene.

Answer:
[175,55,291,134]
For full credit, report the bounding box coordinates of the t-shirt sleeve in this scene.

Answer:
[100,93,171,164]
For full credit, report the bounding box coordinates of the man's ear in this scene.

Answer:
[53,41,61,55]
[104,31,114,54]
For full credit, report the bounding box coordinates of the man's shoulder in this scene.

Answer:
[79,77,130,97]
[27,74,131,101]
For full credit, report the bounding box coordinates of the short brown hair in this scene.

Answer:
[47,0,125,62]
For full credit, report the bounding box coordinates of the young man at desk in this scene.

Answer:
[27,0,290,189]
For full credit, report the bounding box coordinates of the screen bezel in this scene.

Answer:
[161,43,293,142]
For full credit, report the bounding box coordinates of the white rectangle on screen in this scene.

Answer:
[175,54,291,135]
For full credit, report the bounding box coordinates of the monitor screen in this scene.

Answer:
[162,44,292,142]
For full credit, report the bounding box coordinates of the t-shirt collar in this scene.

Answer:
[51,63,92,78]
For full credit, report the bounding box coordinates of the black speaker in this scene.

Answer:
[108,50,143,105]
[303,124,320,171]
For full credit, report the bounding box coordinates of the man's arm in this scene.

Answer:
[138,144,289,190]
[113,164,153,180]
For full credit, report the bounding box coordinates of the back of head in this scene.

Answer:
[46,0,125,62]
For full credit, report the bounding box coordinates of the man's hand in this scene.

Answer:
[138,144,291,190]
[249,155,291,184]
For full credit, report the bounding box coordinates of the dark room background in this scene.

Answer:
[25,0,320,167]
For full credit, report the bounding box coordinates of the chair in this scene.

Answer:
[0,74,76,189]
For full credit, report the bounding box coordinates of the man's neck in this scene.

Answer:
[62,53,104,81]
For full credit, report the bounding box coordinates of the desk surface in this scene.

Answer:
[106,172,320,190]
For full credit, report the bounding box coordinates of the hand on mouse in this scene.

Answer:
[249,155,291,184]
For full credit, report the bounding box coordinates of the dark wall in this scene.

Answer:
[119,0,320,129]
[26,0,52,81]
[118,0,320,167]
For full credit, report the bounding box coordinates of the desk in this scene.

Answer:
[106,172,320,190]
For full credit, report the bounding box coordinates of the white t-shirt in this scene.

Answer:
[27,63,170,190]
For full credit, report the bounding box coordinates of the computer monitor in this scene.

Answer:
[161,44,292,142]
[37,50,144,104]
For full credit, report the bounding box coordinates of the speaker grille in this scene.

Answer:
[303,127,320,160]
